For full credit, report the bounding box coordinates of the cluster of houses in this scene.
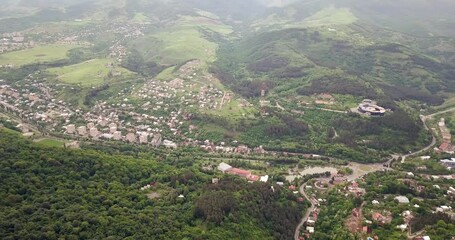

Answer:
[135,77,225,112]
[0,32,35,54]
[436,118,454,154]
[2,76,275,154]
[0,83,74,128]
[301,208,320,239]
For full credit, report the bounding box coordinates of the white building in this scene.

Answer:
[77,126,87,135]
[139,132,148,144]
[113,131,122,140]
[87,122,95,129]
[126,133,136,143]
[66,124,75,134]
[394,196,410,204]
[218,163,232,173]
[109,126,117,133]
[163,140,177,149]
[89,127,99,138]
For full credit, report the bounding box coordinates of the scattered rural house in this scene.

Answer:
[77,126,87,135]
[397,224,407,231]
[66,124,75,134]
[89,127,99,138]
[440,158,455,169]
[113,131,122,140]
[413,236,431,240]
[163,139,177,149]
[126,132,136,143]
[347,181,366,196]
[260,175,269,182]
[64,141,79,149]
[218,162,232,173]
[371,212,392,225]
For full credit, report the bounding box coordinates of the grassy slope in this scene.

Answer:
[129,15,232,66]
[0,44,80,66]
[35,138,65,148]
[47,58,133,86]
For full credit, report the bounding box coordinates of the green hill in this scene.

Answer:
[0,130,304,239]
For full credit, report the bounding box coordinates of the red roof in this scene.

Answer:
[226,168,251,177]
[289,185,296,190]
[372,212,384,221]
[247,174,260,181]
[439,142,450,151]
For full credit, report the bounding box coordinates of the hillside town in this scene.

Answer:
[0,59,267,155]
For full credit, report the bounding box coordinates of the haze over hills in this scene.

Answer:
[2,0,455,36]
[0,0,454,240]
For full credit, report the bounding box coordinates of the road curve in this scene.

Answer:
[294,182,316,240]
[401,107,455,162]
[293,107,455,238]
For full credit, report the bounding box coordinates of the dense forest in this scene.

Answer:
[0,129,305,239]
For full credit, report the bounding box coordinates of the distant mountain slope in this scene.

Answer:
[250,0,455,37]
[213,27,453,105]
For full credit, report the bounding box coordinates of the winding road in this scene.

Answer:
[294,107,455,239]
[294,182,317,240]
[400,107,455,163]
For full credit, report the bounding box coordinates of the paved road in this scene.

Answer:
[293,107,455,239]
[400,107,455,163]
[294,182,318,240]
[426,107,455,119]
[301,106,347,114]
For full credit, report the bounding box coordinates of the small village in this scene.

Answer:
[0,32,36,57]
[195,158,455,240]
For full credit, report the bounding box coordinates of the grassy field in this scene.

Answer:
[48,58,133,86]
[36,138,65,148]
[130,15,232,65]
[132,12,149,23]
[0,44,81,66]
[203,98,257,120]
[156,66,176,81]
[251,6,357,30]
[151,27,218,65]
[302,7,358,27]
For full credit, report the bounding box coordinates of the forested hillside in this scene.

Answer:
[0,129,305,239]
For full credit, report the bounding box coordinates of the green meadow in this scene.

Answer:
[0,44,80,66]
[36,138,65,148]
[48,58,133,86]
